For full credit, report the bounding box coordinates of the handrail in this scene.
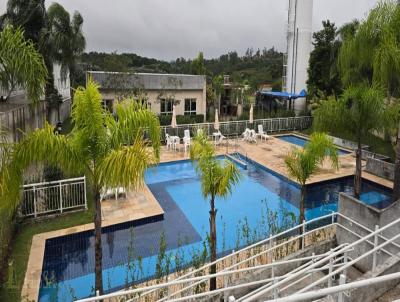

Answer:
[262,272,400,302]
[22,176,86,188]
[75,212,400,302]
[139,212,335,301]
[242,214,400,301]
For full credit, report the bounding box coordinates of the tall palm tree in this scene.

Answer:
[8,79,160,295]
[284,133,338,233]
[337,1,400,200]
[0,25,47,102]
[190,132,241,291]
[313,85,386,198]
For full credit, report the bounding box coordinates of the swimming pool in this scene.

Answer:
[38,155,391,301]
[277,134,352,155]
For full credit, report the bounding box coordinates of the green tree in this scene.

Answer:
[8,80,161,295]
[46,3,86,85]
[191,52,207,75]
[307,20,341,99]
[337,1,400,200]
[313,85,386,198]
[0,25,47,102]
[189,132,240,291]
[284,133,338,231]
[212,75,224,111]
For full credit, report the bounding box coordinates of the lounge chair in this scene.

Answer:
[257,125,271,141]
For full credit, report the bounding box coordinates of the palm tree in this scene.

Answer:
[0,25,47,102]
[9,79,161,295]
[284,133,339,235]
[190,132,240,291]
[337,1,400,200]
[313,85,386,198]
[46,3,86,85]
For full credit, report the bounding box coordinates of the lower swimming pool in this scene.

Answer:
[277,134,352,156]
[38,155,391,301]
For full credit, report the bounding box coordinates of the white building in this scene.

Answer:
[88,71,207,121]
[283,0,313,115]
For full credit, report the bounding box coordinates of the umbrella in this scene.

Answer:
[249,104,254,124]
[214,109,220,130]
[171,105,177,128]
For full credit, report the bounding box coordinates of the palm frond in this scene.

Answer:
[99,136,157,190]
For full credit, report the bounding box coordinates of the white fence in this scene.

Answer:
[19,176,87,218]
[161,116,313,141]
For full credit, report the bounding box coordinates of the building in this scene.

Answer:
[87,71,207,121]
[283,0,313,114]
[0,63,72,142]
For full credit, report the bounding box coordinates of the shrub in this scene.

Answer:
[158,115,205,126]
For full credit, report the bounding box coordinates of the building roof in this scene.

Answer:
[87,71,205,90]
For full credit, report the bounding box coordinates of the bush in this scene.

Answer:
[238,109,295,120]
[158,114,205,126]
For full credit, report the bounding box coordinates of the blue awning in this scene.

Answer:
[260,89,307,99]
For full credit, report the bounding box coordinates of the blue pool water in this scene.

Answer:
[278,134,351,156]
[38,155,391,301]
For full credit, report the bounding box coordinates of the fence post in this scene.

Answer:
[96,290,99,302]
[338,274,346,302]
[372,224,379,272]
[59,182,63,214]
[84,176,88,210]
[302,220,306,248]
[33,185,37,218]
[328,249,333,287]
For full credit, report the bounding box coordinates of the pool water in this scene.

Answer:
[38,155,391,302]
[277,134,351,156]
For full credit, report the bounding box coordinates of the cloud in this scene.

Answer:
[0,0,379,60]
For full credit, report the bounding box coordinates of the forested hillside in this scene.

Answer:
[77,47,283,90]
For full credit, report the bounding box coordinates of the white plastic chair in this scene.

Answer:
[242,128,251,141]
[215,131,226,146]
[165,134,173,150]
[257,124,271,141]
[249,129,257,143]
[183,129,191,152]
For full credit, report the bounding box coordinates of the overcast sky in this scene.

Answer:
[1,0,378,61]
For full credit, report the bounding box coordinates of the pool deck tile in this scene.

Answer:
[22,133,393,301]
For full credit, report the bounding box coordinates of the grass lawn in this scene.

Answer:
[301,127,396,161]
[0,197,93,302]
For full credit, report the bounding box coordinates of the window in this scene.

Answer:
[102,99,113,112]
[160,99,173,115]
[184,98,197,115]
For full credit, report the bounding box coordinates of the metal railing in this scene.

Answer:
[19,176,87,218]
[76,211,400,302]
[161,116,313,142]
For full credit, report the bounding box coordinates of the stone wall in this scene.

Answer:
[366,157,395,180]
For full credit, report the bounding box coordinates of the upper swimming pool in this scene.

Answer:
[38,154,391,302]
[277,134,352,155]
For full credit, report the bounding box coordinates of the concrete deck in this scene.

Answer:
[21,133,393,301]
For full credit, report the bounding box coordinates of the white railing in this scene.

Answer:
[75,211,400,302]
[20,176,87,218]
[161,116,313,141]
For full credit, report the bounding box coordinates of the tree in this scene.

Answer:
[46,3,86,85]
[307,20,341,99]
[190,132,240,291]
[0,25,47,102]
[9,79,161,295]
[313,85,386,198]
[212,75,224,111]
[337,1,400,201]
[191,52,207,75]
[284,133,338,235]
